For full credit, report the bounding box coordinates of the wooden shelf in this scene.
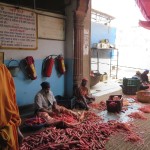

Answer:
[92,48,118,50]
[91,47,119,79]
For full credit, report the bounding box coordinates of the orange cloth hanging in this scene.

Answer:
[0,64,21,150]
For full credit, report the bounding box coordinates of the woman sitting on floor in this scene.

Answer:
[132,71,149,90]
[74,78,95,110]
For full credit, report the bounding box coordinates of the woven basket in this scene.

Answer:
[24,117,46,130]
[136,91,150,103]
[90,74,101,87]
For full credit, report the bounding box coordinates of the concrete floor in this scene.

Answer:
[98,100,141,123]
[90,79,123,102]
[90,78,147,125]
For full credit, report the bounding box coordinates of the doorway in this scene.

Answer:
[90,0,150,99]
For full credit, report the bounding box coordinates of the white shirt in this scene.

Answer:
[34,89,56,110]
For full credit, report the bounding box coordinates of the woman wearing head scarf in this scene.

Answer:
[141,69,150,84]
[74,78,95,110]
[132,70,149,90]
[0,64,24,150]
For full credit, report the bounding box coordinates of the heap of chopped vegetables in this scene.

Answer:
[128,112,147,120]
[24,117,46,126]
[89,101,106,111]
[20,111,143,150]
[139,105,150,113]
[20,94,150,150]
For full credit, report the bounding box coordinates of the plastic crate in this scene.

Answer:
[122,78,140,95]
[123,85,139,95]
[106,95,123,113]
[123,78,140,86]
[55,95,76,109]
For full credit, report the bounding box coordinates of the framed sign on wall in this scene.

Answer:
[38,14,65,40]
[0,5,37,50]
[0,52,4,64]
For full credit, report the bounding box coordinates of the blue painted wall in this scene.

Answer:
[91,22,116,58]
[91,22,116,46]
[5,59,65,106]
[65,58,73,97]
[0,1,79,107]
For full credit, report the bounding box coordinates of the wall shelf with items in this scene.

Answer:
[91,48,119,79]
[110,49,119,79]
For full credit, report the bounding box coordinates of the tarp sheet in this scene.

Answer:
[136,0,150,29]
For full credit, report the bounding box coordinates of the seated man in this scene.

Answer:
[34,82,79,125]
[132,71,149,90]
[74,78,95,110]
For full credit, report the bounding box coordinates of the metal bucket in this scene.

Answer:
[7,60,20,77]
